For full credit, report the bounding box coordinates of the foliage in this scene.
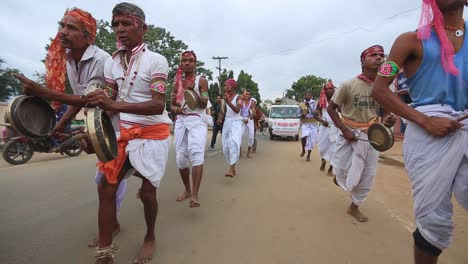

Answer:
[285,75,329,100]
[0,59,22,101]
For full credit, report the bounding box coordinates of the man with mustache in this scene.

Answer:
[86,2,171,263]
[13,7,127,249]
[327,45,396,223]
[171,50,209,208]
[372,0,468,262]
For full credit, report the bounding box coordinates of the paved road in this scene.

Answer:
[0,133,466,264]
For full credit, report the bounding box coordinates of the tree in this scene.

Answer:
[236,70,261,103]
[0,59,22,101]
[209,69,233,104]
[285,75,329,101]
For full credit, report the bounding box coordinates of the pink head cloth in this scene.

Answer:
[418,0,459,75]
[318,81,335,108]
[174,51,197,104]
[225,79,237,89]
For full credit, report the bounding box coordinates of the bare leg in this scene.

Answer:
[176,168,191,202]
[306,150,312,162]
[320,158,326,171]
[347,202,368,222]
[190,165,203,208]
[327,165,333,176]
[133,178,158,264]
[300,137,306,157]
[247,147,253,158]
[239,147,243,158]
[414,244,438,264]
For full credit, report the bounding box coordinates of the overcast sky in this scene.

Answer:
[1,0,456,100]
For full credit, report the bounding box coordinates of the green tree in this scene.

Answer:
[285,75,328,101]
[0,59,22,101]
[209,69,233,104]
[236,70,261,103]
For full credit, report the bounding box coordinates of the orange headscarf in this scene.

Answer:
[45,8,97,94]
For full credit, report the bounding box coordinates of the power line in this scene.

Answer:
[212,56,229,94]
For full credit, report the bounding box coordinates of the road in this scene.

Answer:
[0,132,467,264]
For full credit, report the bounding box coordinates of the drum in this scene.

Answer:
[6,95,56,137]
[221,99,227,114]
[183,90,198,110]
[61,108,117,162]
[85,108,118,162]
[367,123,394,152]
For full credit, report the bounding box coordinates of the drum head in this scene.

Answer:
[368,123,394,152]
[7,96,55,137]
[221,99,227,114]
[184,90,198,110]
[86,108,118,162]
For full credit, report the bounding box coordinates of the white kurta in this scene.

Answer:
[242,118,255,147]
[318,105,337,161]
[301,123,319,151]
[403,104,468,250]
[331,130,379,206]
[222,95,243,165]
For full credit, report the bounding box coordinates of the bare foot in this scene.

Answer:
[88,224,120,247]
[95,244,118,264]
[347,206,369,222]
[224,171,234,177]
[332,176,338,186]
[190,195,200,208]
[176,191,191,202]
[133,240,155,264]
[327,167,333,176]
[300,150,305,157]
[306,157,311,162]
[247,153,253,158]
[320,160,326,171]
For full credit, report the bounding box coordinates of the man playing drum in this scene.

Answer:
[218,79,244,177]
[171,51,209,208]
[86,2,171,263]
[371,1,468,262]
[13,8,127,248]
[327,45,395,223]
[317,81,337,176]
[298,91,327,162]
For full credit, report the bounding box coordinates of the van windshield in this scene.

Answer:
[270,106,299,119]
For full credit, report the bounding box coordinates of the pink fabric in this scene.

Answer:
[174,51,197,105]
[418,0,458,75]
[225,79,237,89]
[318,81,335,108]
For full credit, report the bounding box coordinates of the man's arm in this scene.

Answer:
[224,94,243,113]
[197,77,209,109]
[327,100,356,141]
[371,32,462,137]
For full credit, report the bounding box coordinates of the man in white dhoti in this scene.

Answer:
[171,50,209,208]
[218,79,244,177]
[86,3,171,263]
[240,91,255,158]
[372,1,468,262]
[317,81,337,175]
[298,91,327,162]
[328,45,395,223]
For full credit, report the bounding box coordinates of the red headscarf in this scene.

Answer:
[45,8,97,94]
[318,81,335,108]
[360,45,384,64]
[418,0,458,75]
[225,79,237,89]
[174,51,197,105]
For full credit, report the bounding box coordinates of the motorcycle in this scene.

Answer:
[2,126,85,165]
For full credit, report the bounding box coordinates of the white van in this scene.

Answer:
[267,104,300,141]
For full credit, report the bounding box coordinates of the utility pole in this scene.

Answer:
[212,56,228,94]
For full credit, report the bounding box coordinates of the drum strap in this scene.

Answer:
[98,123,170,184]
[342,117,379,130]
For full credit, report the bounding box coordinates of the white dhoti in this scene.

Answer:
[403,105,468,250]
[301,123,318,151]
[318,124,338,161]
[174,115,208,169]
[242,117,255,147]
[222,117,243,165]
[331,130,379,206]
[125,136,171,188]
